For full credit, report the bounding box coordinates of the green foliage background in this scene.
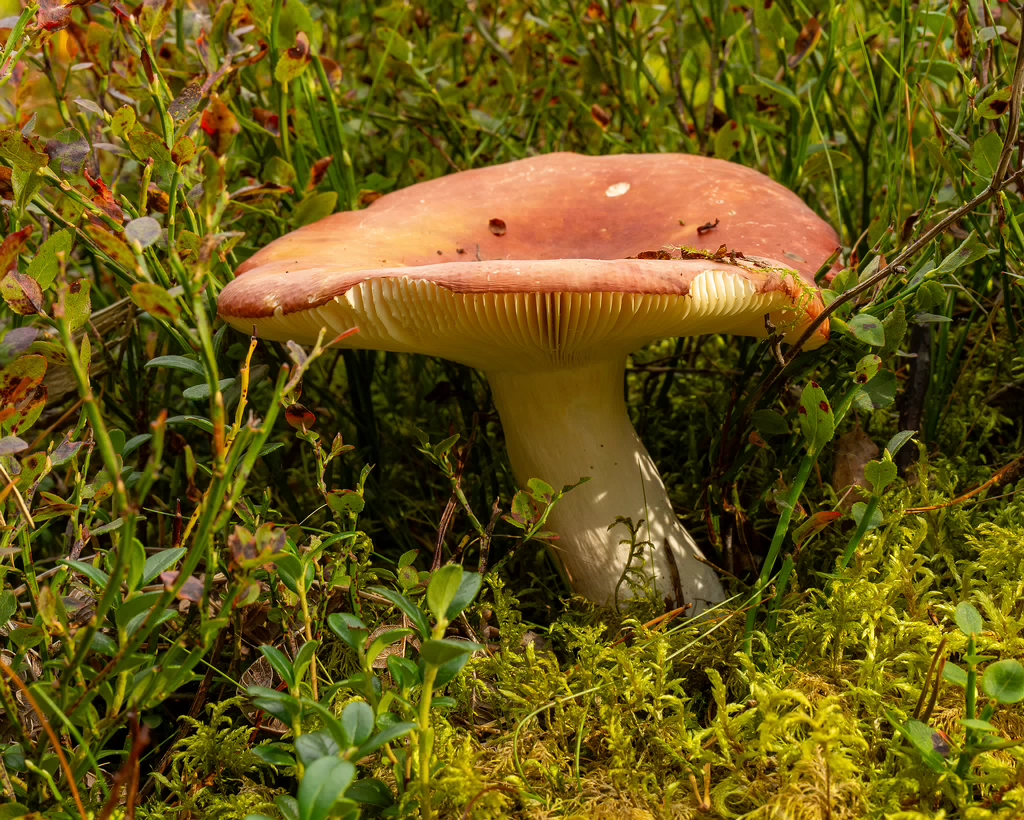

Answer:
[3,0,1024,817]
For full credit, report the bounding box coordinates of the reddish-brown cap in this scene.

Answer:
[219,153,839,370]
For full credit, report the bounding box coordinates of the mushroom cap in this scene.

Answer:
[219,152,839,370]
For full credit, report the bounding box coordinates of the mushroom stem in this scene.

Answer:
[488,360,726,611]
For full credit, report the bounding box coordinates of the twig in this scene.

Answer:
[905,453,1024,514]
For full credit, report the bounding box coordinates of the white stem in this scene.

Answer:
[488,360,726,612]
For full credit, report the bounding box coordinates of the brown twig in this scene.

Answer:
[905,453,1024,514]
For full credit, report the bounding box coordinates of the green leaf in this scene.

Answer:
[879,300,907,357]
[326,489,365,516]
[44,128,88,177]
[125,217,163,249]
[366,628,414,666]
[387,656,421,689]
[252,743,296,767]
[931,231,989,277]
[295,730,340,765]
[327,612,368,652]
[259,645,296,690]
[849,501,882,531]
[971,130,1003,180]
[426,564,463,623]
[0,804,32,819]
[0,590,17,625]
[341,701,374,747]
[852,354,881,385]
[445,571,482,619]
[846,314,885,346]
[59,278,91,333]
[297,757,354,820]
[182,378,235,401]
[345,778,396,808]
[291,191,337,228]
[370,587,430,640]
[131,282,180,321]
[750,409,789,436]
[141,548,187,587]
[25,229,72,289]
[897,719,948,772]
[852,370,897,411]
[145,355,205,377]
[61,559,110,588]
[292,640,319,683]
[982,659,1024,704]
[942,663,968,688]
[0,129,47,171]
[419,638,482,666]
[797,381,834,452]
[961,718,999,732]
[954,602,984,636]
[864,459,897,494]
[884,430,916,458]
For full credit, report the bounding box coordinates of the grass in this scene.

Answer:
[3,0,1024,817]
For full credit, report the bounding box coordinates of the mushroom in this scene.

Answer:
[219,153,839,613]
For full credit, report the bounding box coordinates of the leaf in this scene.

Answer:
[327,612,368,652]
[846,314,885,346]
[0,590,18,624]
[326,489,364,516]
[852,370,897,411]
[252,743,296,768]
[276,31,312,83]
[0,226,32,275]
[291,191,337,228]
[341,701,374,747]
[445,571,482,619]
[61,560,110,588]
[56,279,91,333]
[370,587,430,640]
[182,378,235,401]
[788,16,822,68]
[884,430,916,458]
[125,217,163,249]
[366,628,414,666]
[932,231,989,277]
[259,645,296,690]
[849,502,882,531]
[0,129,47,171]
[954,601,984,636]
[25,229,72,289]
[864,459,897,494]
[387,655,421,689]
[419,638,483,666]
[294,730,340,765]
[353,723,417,761]
[44,128,88,177]
[201,95,240,157]
[793,510,842,548]
[797,381,834,452]
[895,718,947,772]
[971,131,1003,180]
[942,663,968,688]
[145,355,205,377]
[297,757,354,820]
[111,106,137,139]
[131,282,180,321]
[169,82,203,122]
[141,548,187,587]
[1,273,44,316]
[345,778,396,807]
[982,660,1024,704]
[426,564,463,623]
[750,409,789,436]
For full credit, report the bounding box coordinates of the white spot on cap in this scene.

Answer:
[605,182,630,198]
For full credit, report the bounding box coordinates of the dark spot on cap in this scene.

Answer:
[488,218,507,236]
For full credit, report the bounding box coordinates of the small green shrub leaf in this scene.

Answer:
[954,602,984,636]
[294,729,340,766]
[426,564,463,623]
[297,756,353,820]
[341,701,374,748]
[982,659,1024,704]
[258,645,296,690]
[797,382,834,452]
[419,638,483,666]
